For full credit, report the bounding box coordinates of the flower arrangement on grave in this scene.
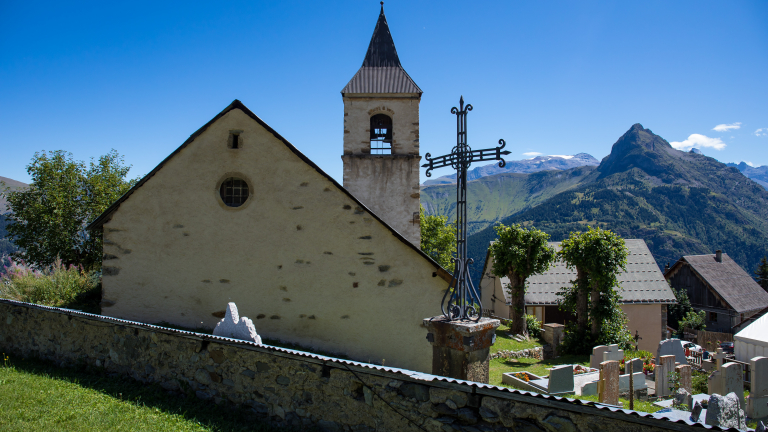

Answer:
[514,372,530,382]
[643,363,654,374]
[573,365,592,375]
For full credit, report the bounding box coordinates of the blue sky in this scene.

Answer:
[1,1,766,185]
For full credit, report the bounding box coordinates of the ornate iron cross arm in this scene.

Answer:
[421,96,511,322]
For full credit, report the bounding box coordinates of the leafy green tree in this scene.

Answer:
[488,224,556,335]
[678,310,706,331]
[557,226,632,354]
[667,285,694,331]
[3,150,137,269]
[755,256,768,292]
[420,205,456,269]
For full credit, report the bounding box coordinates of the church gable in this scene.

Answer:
[91,100,448,372]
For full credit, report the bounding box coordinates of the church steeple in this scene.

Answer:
[341,3,421,95]
[362,3,401,67]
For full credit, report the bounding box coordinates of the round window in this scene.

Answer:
[220,177,249,207]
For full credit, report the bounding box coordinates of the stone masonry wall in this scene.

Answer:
[0,300,713,432]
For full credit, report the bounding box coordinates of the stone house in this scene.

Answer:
[664,251,768,333]
[479,239,676,352]
[87,6,450,373]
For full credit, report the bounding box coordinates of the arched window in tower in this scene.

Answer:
[370,114,393,154]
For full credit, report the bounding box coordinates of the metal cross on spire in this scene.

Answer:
[422,96,511,322]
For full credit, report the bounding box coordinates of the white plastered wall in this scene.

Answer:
[100,108,448,373]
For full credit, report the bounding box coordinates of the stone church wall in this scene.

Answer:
[98,107,447,373]
[0,299,704,432]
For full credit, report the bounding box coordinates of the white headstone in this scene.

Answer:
[711,347,728,370]
[590,345,609,370]
[748,356,768,419]
[721,362,745,409]
[602,344,624,363]
[657,338,688,365]
[212,302,262,344]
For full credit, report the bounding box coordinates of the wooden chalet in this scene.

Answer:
[664,250,768,333]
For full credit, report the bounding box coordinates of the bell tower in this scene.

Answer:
[341,3,422,246]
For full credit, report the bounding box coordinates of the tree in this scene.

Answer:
[488,224,556,335]
[755,256,768,293]
[678,310,706,332]
[420,205,456,269]
[2,150,137,269]
[558,226,632,353]
[667,285,694,331]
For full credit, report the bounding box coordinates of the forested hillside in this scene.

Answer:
[461,124,768,283]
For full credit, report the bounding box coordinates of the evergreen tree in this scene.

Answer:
[755,256,768,293]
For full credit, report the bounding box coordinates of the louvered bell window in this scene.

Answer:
[370,114,392,154]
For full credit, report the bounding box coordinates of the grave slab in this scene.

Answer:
[547,364,574,394]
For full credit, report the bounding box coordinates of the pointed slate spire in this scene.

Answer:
[341,3,421,95]
[362,3,401,67]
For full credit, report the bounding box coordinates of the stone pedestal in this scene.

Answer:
[423,316,500,383]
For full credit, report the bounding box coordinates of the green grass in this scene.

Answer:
[491,324,543,354]
[489,354,590,385]
[576,393,661,414]
[0,354,287,432]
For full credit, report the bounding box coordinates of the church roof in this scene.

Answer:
[341,5,421,95]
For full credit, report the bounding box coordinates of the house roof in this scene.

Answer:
[341,5,421,95]
[665,253,768,314]
[86,99,451,282]
[484,239,676,306]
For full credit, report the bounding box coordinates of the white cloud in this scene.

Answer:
[549,155,574,159]
[713,122,741,132]
[670,134,727,151]
[755,128,767,137]
[522,152,543,157]
[745,161,756,167]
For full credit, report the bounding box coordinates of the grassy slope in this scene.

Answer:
[0,355,284,432]
[420,166,595,236]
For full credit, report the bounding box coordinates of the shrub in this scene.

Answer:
[692,370,708,394]
[525,314,542,339]
[1,257,100,312]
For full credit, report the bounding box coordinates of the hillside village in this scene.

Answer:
[3,4,768,432]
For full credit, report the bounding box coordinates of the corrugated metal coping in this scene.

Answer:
[0,298,735,431]
[492,239,677,305]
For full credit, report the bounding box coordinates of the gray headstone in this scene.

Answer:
[721,362,745,409]
[625,358,643,375]
[752,356,768,397]
[657,338,688,365]
[581,380,598,396]
[212,302,262,343]
[619,372,646,391]
[705,393,746,430]
[691,401,702,422]
[756,420,766,432]
[548,365,574,394]
[674,388,691,408]
[590,345,609,370]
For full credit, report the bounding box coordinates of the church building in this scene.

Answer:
[88,5,449,373]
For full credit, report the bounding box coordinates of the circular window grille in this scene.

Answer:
[220,177,249,207]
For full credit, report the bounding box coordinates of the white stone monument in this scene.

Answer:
[590,345,609,370]
[708,362,744,409]
[213,302,262,344]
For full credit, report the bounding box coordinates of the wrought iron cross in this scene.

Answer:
[422,96,510,322]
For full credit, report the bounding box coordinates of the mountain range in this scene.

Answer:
[422,153,599,185]
[727,162,768,190]
[421,124,768,284]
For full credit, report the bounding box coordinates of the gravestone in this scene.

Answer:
[599,360,620,406]
[655,355,676,398]
[626,358,643,375]
[548,364,574,394]
[657,339,688,365]
[757,421,766,432]
[676,364,692,394]
[213,302,262,343]
[747,356,768,420]
[602,344,624,363]
[590,345,609,370]
[691,400,703,422]
[711,347,728,370]
[705,392,746,430]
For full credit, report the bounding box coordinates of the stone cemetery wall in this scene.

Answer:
[0,299,723,432]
